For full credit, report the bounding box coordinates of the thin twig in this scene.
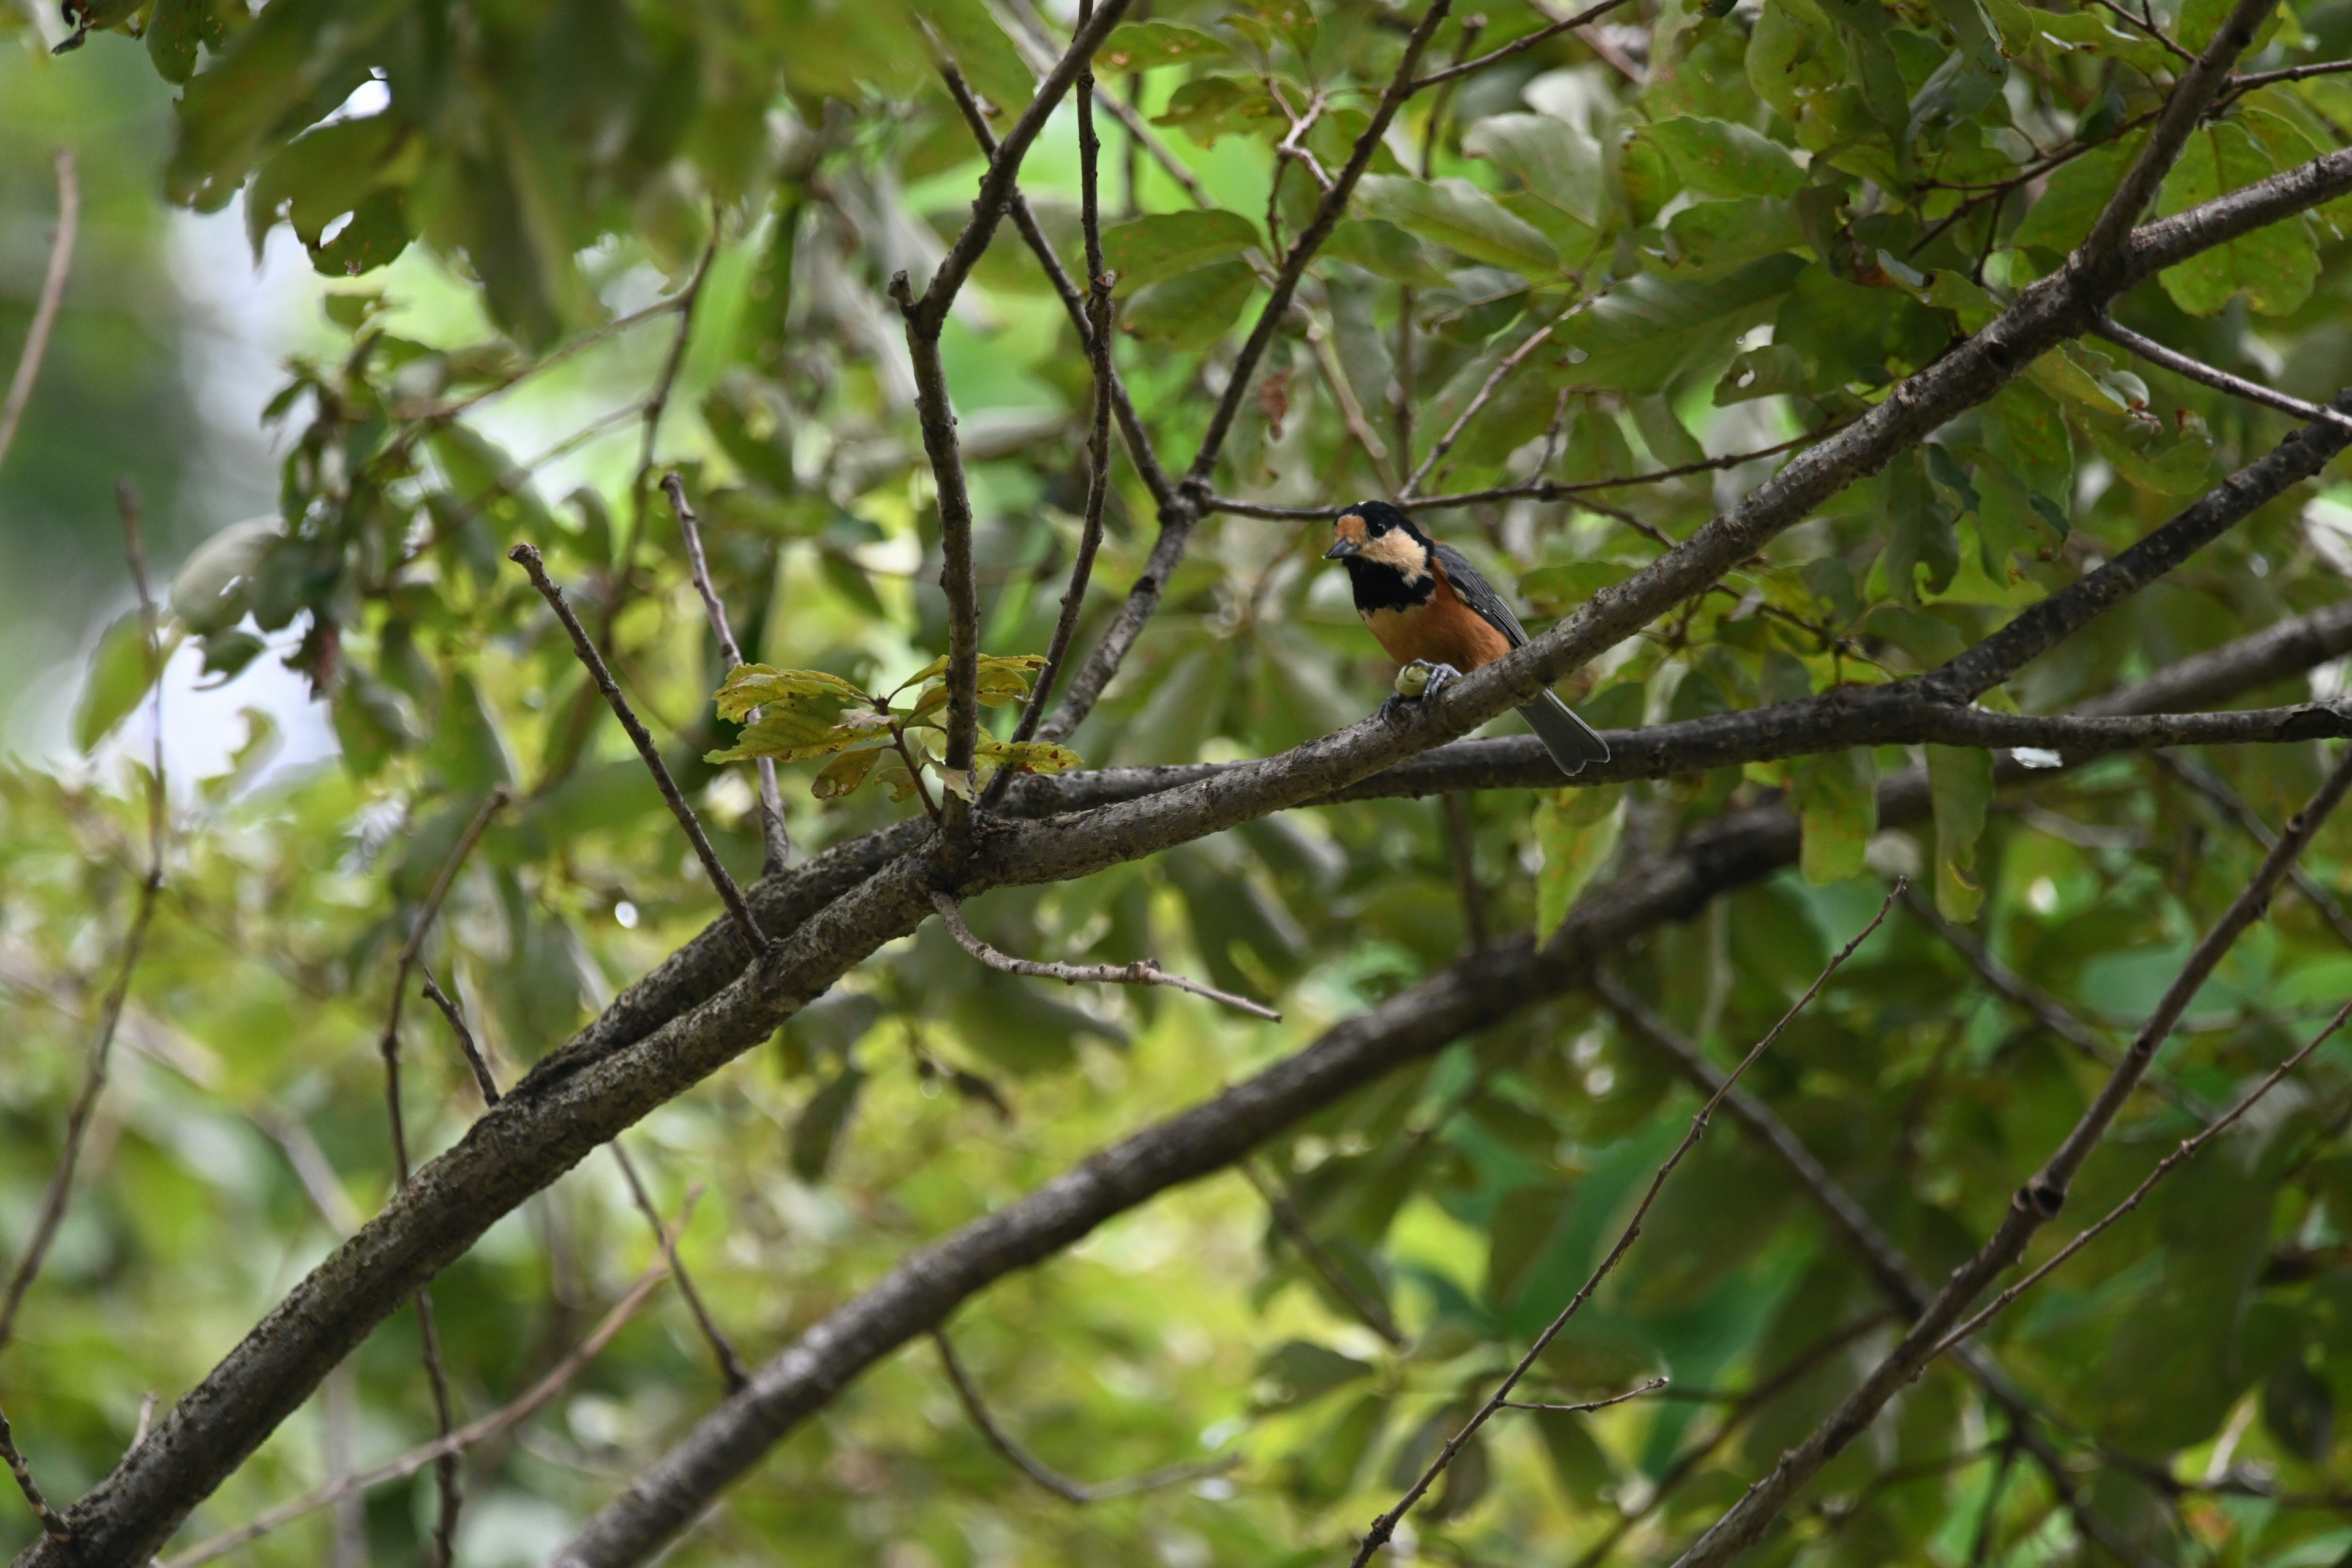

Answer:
[663,473,790,872]
[1305,317,1400,492]
[0,148,77,477]
[982,23,1114,815]
[1212,421,1850,519]
[608,1149,748,1392]
[1409,0,1634,89]
[160,1236,680,1568]
[372,786,504,1568]
[2154,753,2352,950]
[2086,0,2196,62]
[931,1329,1238,1502]
[1898,884,2211,1116]
[1499,1377,1668,1414]
[418,963,501,1107]
[1238,1161,1406,1345]
[1934,993,2352,1360]
[992,0,1215,211]
[1346,881,1902,1567]
[510,544,767,952]
[0,1403,69,1542]
[1401,301,1585,497]
[2092,314,2352,431]
[930,890,1280,1019]
[936,64,1174,511]
[0,481,165,1355]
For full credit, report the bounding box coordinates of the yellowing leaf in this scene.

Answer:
[714,663,870,721]
[1792,747,1875,884]
[1927,744,1991,921]
[976,736,1083,774]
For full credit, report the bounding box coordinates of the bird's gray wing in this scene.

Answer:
[1430,543,1531,647]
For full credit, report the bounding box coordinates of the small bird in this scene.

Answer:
[1324,500,1610,776]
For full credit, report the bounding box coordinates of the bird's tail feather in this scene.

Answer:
[1517,691,1611,777]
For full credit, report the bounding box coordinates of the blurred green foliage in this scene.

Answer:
[7,0,2352,1561]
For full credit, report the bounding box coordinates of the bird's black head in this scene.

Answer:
[1324,500,1431,581]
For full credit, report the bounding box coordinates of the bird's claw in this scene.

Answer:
[1379,660,1463,722]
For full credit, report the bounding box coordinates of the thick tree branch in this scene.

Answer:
[39,589,2334,1568]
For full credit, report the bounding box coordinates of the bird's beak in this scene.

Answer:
[1324,538,1359,560]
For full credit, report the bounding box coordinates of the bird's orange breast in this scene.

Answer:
[1359,577,1513,671]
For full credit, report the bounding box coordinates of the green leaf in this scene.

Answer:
[74,611,166,753]
[1645,116,1808,200]
[1556,254,1804,393]
[1791,747,1876,884]
[170,517,279,635]
[715,664,872,720]
[1098,20,1231,70]
[1102,209,1262,293]
[1927,744,1991,921]
[1150,75,1280,147]
[1520,560,1635,614]
[1354,175,1559,276]
[2158,119,2319,317]
[2011,135,2144,256]
[1462,113,1607,228]
[1321,219,1453,287]
[790,1064,867,1180]
[1254,1340,1374,1411]
[2081,407,2215,497]
[1121,260,1256,349]
[911,0,1033,119]
[1535,784,1626,934]
[1984,380,2072,502]
[976,736,1084,775]
[1663,196,1804,275]
[811,744,888,800]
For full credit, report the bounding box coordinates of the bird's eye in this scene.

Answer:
[1370,519,1387,534]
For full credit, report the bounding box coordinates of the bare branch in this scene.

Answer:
[0,148,77,478]
[0,480,165,1355]
[159,1240,677,1568]
[1896,885,2212,1117]
[2155,752,2352,949]
[1409,0,1635,89]
[510,543,767,952]
[418,963,501,1108]
[663,472,790,872]
[991,0,1216,211]
[1210,421,1849,519]
[1499,1377,1668,1415]
[1664,746,2352,1568]
[0,1405,69,1543]
[1238,1161,1406,1346]
[1346,883,1902,1567]
[930,890,1279,1020]
[891,278,984,816]
[936,64,1174,511]
[1932,995,2352,1364]
[609,1148,747,1392]
[912,0,1136,334]
[1401,301,1585,498]
[985,30,1115,813]
[931,1329,1237,1503]
[2078,0,2274,270]
[2092,314,2352,431]
[1186,0,1456,489]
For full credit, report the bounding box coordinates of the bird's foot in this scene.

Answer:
[1378,660,1463,721]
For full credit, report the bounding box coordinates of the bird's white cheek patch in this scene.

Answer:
[1359,532,1427,579]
